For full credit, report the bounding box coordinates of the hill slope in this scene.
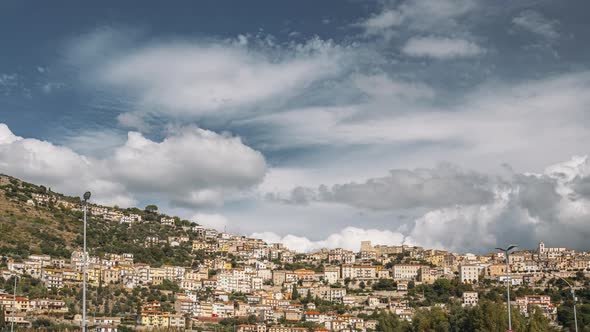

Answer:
[0,174,203,266]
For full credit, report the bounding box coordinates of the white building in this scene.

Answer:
[538,242,566,259]
[462,292,478,307]
[161,217,175,226]
[393,265,426,280]
[323,266,340,284]
[460,265,480,284]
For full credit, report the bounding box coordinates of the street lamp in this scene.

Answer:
[554,276,579,332]
[82,191,91,332]
[496,245,517,332]
[11,275,18,332]
[532,255,578,332]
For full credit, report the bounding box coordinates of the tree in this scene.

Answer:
[527,306,550,332]
[375,310,410,332]
[412,307,450,332]
[344,277,351,287]
[0,305,5,330]
[145,205,158,213]
[372,278,397,291]
[292,284,300,300]
[247,315,257,325]
[302,289,313,304]
[32,318,52,329]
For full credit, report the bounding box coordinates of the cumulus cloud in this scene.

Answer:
[0,123,134,207]
[192,213,229,231]
[513,10,559,39]
[107,127,266,207]
[0,123,266,208]
[261,156,590,253]
[251,226,407,252]
[402,36,483,59]
[412,156,590,252]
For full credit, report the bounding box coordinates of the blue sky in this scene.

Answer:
[2,0,590,253]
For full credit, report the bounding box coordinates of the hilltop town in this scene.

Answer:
[0,174,587,331]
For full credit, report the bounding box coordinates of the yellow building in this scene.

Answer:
[140,311,185,328]
[425,254,445,267]
[486,264,507,277]
[102,268,121,284]
[192,241,208,251]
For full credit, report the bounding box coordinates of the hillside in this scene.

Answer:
[0,174,205,266]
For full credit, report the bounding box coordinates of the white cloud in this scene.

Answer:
[359,10,403,37]
[259,156,590,253]
[402,36,483,59]
[63,129,127,157]
[0,123,266,208]
[70,30,348,121]
[251,226,407,252]
[408,199,510,252]
[403,0,476,18]
[0,124,19,144]
[116,113,148,131]
[513,10,559,39]
[0,123,134,207]
[353,74,435,100]
[0,74,18,94]
[107,127,266,207]
[0,74,17,86]
[357,0,477,37]
[192,213,229,231]
[41,82,65,94]
[409,156,590,252]
[243,71,590,173]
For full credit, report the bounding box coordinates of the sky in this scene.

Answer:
[2,0,590,254]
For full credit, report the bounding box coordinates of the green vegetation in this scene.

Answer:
[408,278,473,306]
[372,300,559,332]
[0,175,200,266]
[372,278,397,291]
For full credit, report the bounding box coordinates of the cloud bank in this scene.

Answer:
[0,123,266,208]
[251,227,407,252]
[268,164,495,210]
[264,156,590,253]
